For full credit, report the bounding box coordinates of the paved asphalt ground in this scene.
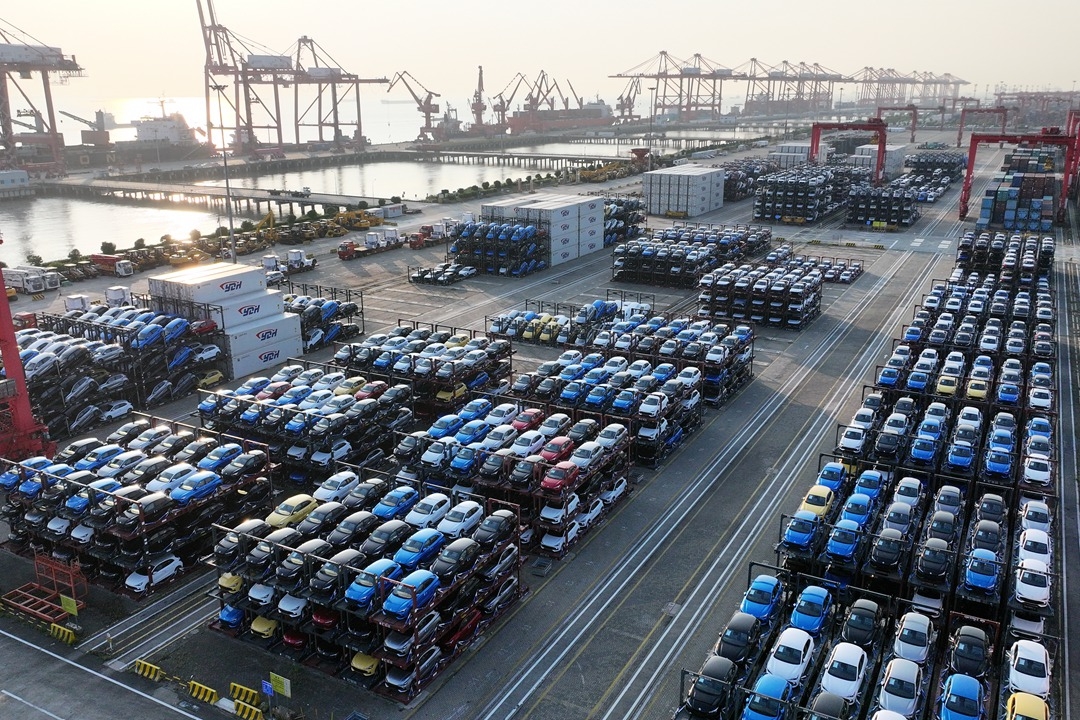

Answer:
[1,129,1076,720]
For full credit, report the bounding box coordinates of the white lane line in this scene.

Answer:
[1057,263,1076,720]
[0,630,202,720]
[1,690,68,720]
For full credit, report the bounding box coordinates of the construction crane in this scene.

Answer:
[492,73,530,127]
[0,265,55,460]
[387,71,440,141]
[470,66,487,127]
[615,77,641,122]
[810,117,889,184]
[58,110,105,132]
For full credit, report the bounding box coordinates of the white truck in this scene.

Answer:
[64,294,91,312]
[15,266,62,291]
[285,248,317,273]
[4,268,46,294]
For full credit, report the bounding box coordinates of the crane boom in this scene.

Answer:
[387,71,440,140]
[59,110,104,131]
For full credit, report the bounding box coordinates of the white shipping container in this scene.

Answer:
[149,263,266,304]
[550,244,579,266]
[579,238,604,256]
[549,235,577,250]
[228,336,304,380]
[210,289,286,330]
[579,226,603,242]
[223,313,302,357]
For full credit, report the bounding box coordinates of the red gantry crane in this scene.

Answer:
[875,105,919,143]
[957,107,1007,147]
[958,127,1077,224]
[810,117,889,184]
[387,71,440,141]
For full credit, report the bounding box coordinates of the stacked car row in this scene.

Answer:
[844,184,922,229]
[209,488,524,702]
[752,167,862,225]
[0,421,271,596]
[904,152,967,175]
[23,308,226,438]
[281,293,362,354]
[956,232,1055,279]
[611,225,773,288]
[407,263,478,285]
[448,220,550,278]
[487,297,653,349]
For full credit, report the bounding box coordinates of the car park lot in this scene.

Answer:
[2,136,1078,720]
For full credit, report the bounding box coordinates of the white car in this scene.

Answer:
[638,392,669,418]
[1021,456,1052,486]
[298,389,334,410]
[461,349,488,367]
[540,519,581,553]
[575,497,604,528]
[485,403,520,426]
[848,408,877,431]
[539,493,580,525]
[877,658,922,718]
[676,367,702,388]
[319,395,357,416]
[1017,529,1052,566]
[1014,559,1051,608]
[193,344,223,363]
[436,500,484,538]
[591,331,613,349]
[819,642,867,702]
[839,427,866,453]
[603,356,629,374]
[380,336,410,353]
[291,368,324,387]
[1028,388,1053,409]
[146,463,198,493]
[957,406,983,430]
[599,476,628,506]
[555,350,582,368]
[270,364,304,383]
[311,439,352,467]
[765,627,815,684]
[569,441,605,470]
[312,372,346,392]
[481,425,518,452]
[420,440,458,468]
[705,346,728,363]
[626,360,653,379]
[892,612,934,665]
[404,493,451,528]
[537,413,572,439]
[1007,640,1051,698]
[100,400,134,422]
[510,430,545,458]
[596,423,628,450]
[1020,500,1051,534]
[313,470,359,502]
[124,553,184,594]
[882,413,909,435]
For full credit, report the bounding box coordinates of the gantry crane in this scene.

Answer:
[58,110,105,132]
[615,77,641,122]
[492,73,530,127]
[875,105,919,143]
[810,117,889,184]
[957,107,1007,147]
[470,66,487,128]
[387,71,440,141]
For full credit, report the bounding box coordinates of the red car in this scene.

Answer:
[511,407,545,432]
[311,606,339,631]
[282,627,307,650]
[541,461,580,491]
[540,436,574,463]
[189,319,219,336]
[354,381,388,400]
[255,381,292,401]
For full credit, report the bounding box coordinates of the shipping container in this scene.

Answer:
[228,336,304,380]
[222,313,302,357]
[551,245,580,266]
[210,289,286,330]
[148,263,266,304]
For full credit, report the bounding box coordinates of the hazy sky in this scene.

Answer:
[3,1,1076,117]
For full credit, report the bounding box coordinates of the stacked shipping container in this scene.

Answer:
[975,148,1059,232]
[641,165,726,218]
[846,143,908,178]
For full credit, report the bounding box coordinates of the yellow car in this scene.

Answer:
[1005,692,1048,720]
[350,652,380,677]
[217,572,243,595]
[966,379,989,400]
[521,320,542,340]
[265,493,318,528]
[935,375,958,396]
[335,375,367,396]
[250,615,279,639]
[799,485,835,519]
[6,286,16,300]
[445,333,471,348]
[436,383,467,402]
[539,321,561,343]
[195,370,225,389]
[281,294,297,305]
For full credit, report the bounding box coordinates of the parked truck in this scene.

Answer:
[105,286,132,308]
[14,266,62,290]
[3,268,47,294]
[88,254,135,277]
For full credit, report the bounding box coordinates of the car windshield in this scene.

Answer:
[745,588,771,604]
[748,694,780,715]
[402,538,424,552]
[775,643,803,663]
[694,675,726,694]
[1020,570,1048,588]
[285,551,304,567]
[828,660,858,681]
[790,518,814,534]
[805,494,827,507]
[391,584,416,599]
[796,598,823,617]
[1015,656,1046,677]
[945,693,979,715]
[833,528,857,545]
[969,558,995,576]
[900,626,927,647]
[886,675,916,699]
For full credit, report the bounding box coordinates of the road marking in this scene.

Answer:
[911,238,924,247]
[1,690,67,720]
[0,629,202,719]
[937,240,951,250]
[1056,264,1076,720]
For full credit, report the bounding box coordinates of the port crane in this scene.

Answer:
[58,110,105,132]
[615,77,642,122]
[387,71,440,141]
[492,73,531,127]
[956,107,1007,147]
[810,117,889,184]
[470,66,487,128]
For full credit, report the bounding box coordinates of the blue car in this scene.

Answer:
[584,384,616,409]
[393,528,446,571]
[903,326,923,342]
[987,429,1014,454]
[131,324,165,349]
[582,367,611,386]
[652,363,677,383]
[580,353,605,371]
[739,575,783,623]
[167,345,193,372]
[963,548,1000,593]
[372,486,420,520]
[853,470,884,500]
[740,673,793,720]
[239,402,271,425]
[877,367,900,387]
[381,569,440,621]
[1026,417,1052,440]
[840,492,874,529]
[906,371,930,391]
[610,389,640,414]
[236,376,271,395]
[826,519,861,562]
[946,442,975,471]
[454,420,490,445]
[558,364,585,382]
[65,479,122,514]
[997,383,1020,404]
[983,450,1012,477]
[372,351,400,370]
[163,317,190,343]
[198,389,234,416]
[782,511,820,551]
[560,381,588,405]
[815,462,848,493]
[938,673,984,720]
[789,585,832,636]
[170,470,222,504]
[74,444,125,472]
[284,411,319,436]
[0,456,52,491]
[917,419,943,442]
[428,414,465,440]
[197,443,244,471]
[449,443,484,475]
[459,398,493,422]
[345,558,403,610]
[909,438,939,465]
[274,385,313,407]
[17,463,74,498]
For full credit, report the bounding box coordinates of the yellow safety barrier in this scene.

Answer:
[188,680,220,704]
[874,244,886,249]
[133,659,166,681]
[845,242,857,247]
[49,623,76,644]
[31,293,45,301]
[229,683,261,706]
[233,699,265,720]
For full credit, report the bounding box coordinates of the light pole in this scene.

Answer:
[647,86,656,172]
[210,83,237,264]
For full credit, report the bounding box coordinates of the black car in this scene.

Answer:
[378,383,412,407]
[806,692,849,720]
[429,538,481,580]
[358,519,412,560]
[685,654,737,718]
[53,437,104,465]
[309,548,365,599]
[172,437,220,465]
[121,455,172,486]
[151,431,195,459]
[510,373,540,397]
[869,528,905,570]
[948,625,989,678]
[275,538,332,588]
[342,479,390,511]
[245,527,303,573]
[976,493,1006,525]
[114,492,175,530]
[532,376,565,401]
[219,451,268,483]
[712,611,762,670]
[295,502,349,539]
[325,510,379,550]
[86,485,148,529]
[106,419,151,447]
[214,518,273,565]
[394,432,427,462]
[509,456,543,486]
[874,431,903,458]
[567,419,600,444]
[471,509,516,549]
[915,537,952,581]
[839,598,881,650]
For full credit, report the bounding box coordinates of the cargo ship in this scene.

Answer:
[507,100,615,135]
